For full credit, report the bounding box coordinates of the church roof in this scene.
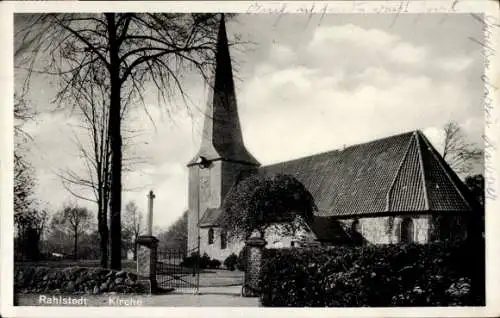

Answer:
[199,208,222,228]
[259,130,479,218]
[199,130,480,233]
[309,216,353,243]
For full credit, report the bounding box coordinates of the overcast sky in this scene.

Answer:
[16,13,485,230]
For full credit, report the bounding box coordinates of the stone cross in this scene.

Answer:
[147,190,155,236]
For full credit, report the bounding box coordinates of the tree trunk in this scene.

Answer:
[73,232,78,260]
[133,240,138,261]
[106,13,122,271]
[98,201,109,268]
[24,227,42,261]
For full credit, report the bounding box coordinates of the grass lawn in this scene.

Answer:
[198,269,244,287]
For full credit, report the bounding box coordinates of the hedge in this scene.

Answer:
[237,246,248,271]
[181,252,221,269]
[224,253,238,271]
[260,239,484,307]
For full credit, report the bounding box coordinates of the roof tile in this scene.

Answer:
[259,130,476,217]
[198,208,223,228]
[202,130,479,228]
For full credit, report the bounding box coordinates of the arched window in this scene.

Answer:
[208,228,214,245]
[351,219,362,234]
[350,219,364,245]
[220,230,227,249]
[400,218,415,243]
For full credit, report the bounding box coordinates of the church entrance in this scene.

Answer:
[156,247,200,293]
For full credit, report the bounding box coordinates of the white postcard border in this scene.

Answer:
[1,1,498,317]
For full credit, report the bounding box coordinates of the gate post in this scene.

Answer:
[242,237,267,297]
[136,235,159,293]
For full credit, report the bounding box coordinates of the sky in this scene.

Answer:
[15,13,485,230]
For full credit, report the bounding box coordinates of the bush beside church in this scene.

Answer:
[260,239,484,307]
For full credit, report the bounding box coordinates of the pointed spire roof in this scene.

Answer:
[188,14,259,167]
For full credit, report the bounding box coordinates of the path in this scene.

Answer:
[15,286,259,307]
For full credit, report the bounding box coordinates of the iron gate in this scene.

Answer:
[156,247,199,293]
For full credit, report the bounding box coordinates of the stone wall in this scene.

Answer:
[199,213,469,259]
[200,227,244,261]
[338,215,432,244]
[337,214,470,245]
[201,221,317,261]
[15,266,147,294]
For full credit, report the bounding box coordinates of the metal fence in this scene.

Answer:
[156,247,199,293]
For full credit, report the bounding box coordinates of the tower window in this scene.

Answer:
[220,230,227,250]
[208,227,214,245]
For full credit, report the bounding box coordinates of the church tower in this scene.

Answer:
[187,14,260,252]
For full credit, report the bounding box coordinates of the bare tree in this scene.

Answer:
[54,58,146,268]
[157,210,188,252]
[122,201,144,260]
[16,13,228,269]
[14,96,35,219]
[54,63,112,267]
[51,203,94,260]
[442,121,483,175]
[13,149,36,228]
[13,95,48,260]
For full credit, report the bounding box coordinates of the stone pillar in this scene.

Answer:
[136,235,159,293]
[147,190,155,236]
[242,237,267,297]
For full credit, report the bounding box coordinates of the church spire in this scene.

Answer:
[188,14,259,166]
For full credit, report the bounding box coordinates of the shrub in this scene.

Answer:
[200,253,211,269]
[224,253,238,271]
[208,259,221,269]
[180,252,198,268]
[221,174,316,240]
[180,252,221,270]
[260,239,484,307]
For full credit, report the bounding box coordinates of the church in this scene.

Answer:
[186,16,481,261]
